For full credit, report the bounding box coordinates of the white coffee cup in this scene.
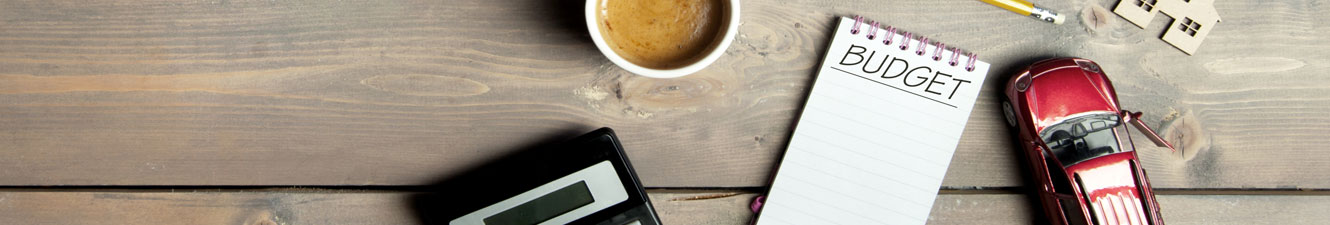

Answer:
[585,0,741,79]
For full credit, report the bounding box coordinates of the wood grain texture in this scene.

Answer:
[1,0,1328,190]
[0,191,1323,225]
[0,190,419,225]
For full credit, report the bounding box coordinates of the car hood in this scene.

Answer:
[1069,152,1149,225]
[1024,65,1120,133]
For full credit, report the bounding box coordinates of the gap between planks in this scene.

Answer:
[0,186,1327,196]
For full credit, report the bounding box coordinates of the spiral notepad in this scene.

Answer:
[756,16,991,225]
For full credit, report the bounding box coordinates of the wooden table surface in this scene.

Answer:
[2,0,1328,224]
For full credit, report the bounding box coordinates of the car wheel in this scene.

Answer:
[1002,100,1017,128]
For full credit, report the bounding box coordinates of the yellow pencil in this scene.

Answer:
[980,0,1066,24]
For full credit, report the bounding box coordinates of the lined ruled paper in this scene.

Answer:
[755,16,991,225]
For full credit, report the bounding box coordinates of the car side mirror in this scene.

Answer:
[1122,110,1176,152]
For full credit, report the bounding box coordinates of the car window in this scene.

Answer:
[1059,197,1087,222]
[1045,155,1073,194]
[1113,124,1136,153]
[1071,174,1098,223]
[1041,112,1126,167]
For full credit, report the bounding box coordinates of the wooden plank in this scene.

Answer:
[0,191,1324,224]
[1,0,1328,189]
[0,190,419,225]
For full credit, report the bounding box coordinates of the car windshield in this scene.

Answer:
[1040,112,1126,167]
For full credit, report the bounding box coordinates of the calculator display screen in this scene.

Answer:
[483,181,595,225]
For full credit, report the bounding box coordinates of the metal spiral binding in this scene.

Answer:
[851,15,978,72]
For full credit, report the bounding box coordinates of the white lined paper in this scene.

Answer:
[755,17,991,225]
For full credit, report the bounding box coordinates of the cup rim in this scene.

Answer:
[585,0,740,79]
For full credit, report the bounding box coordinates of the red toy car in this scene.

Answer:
[1001,58,1174,225]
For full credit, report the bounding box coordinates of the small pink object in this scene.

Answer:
[932,43,946,61]
[898,31,911,50]
[915,36,929,55]
[882,27,897,45]
[851,16,863,34]
[949,48,961,66]
[749,195,766,213]
[866,21,880,40]
[965,52,978,71]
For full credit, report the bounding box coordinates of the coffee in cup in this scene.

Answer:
[586,0,740,78]
[595,0,724,69]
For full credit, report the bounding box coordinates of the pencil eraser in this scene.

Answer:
[1053,14,1066,24]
